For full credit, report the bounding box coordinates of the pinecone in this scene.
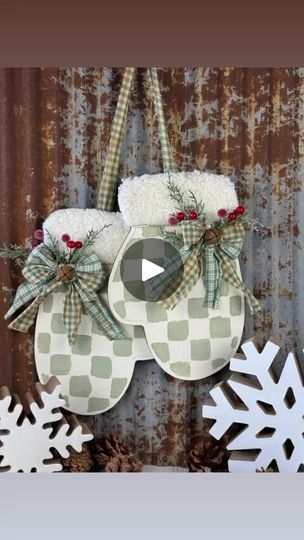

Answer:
[92,435,143,472]
[187,433,229,472]
[62,443,94,472]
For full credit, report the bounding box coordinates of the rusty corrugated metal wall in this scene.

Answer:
[0,68,303,466]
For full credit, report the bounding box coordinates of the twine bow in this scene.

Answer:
[159,220,262,313]
[5,244,125,345]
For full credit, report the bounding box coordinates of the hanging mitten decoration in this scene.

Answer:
[158,177,262,313]
[5,225,125,344]
[109,171,247,381]
[34,210,153,416]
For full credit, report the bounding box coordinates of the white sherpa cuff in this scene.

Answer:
[43,209,129,264]
[118,170,239,226]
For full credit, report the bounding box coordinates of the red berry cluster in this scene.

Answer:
[168,209,198,225]
[32,229,44,249]
[61,234,83,250]
[228,205,245,222]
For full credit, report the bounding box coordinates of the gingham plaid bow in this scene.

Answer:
[160,220,262,313]
[5,245,125,345]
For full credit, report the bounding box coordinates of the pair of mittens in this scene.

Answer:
[35,171,245,416]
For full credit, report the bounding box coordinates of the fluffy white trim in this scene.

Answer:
[43,209,129,264]
[118,170,239,226]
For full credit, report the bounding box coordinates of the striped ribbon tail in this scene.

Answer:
[148,251,185,303]
[63,287,83,346]
[8,296,42,332]
[202,246,222,309]
[75,279,125,342]
[8,280,60,332]
[5,282,43,320]
[158,245,201,310]
[83,293,125,341]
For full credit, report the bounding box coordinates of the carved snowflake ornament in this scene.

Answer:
[0,377,93,472]
[203,338,304,472]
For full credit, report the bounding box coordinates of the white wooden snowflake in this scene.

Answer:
[0,377,93,472]
[203,338,304,472]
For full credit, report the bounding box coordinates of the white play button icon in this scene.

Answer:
[141,259,164,282]
[120,238,184,302]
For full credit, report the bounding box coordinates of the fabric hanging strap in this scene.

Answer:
[149,68,176,174]
[97,67,136,211]
[96,68,176,211]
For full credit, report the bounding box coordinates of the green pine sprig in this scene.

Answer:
[239,213,271,236]
[167,174,207,224]
[167,174,185,210]
[167,175,269,239]
[0,244,31,268]
[44,228,67,263]
[0,224,113,270]
[70,225,111,264]
[161,228,184,249]
[82,225,111,250]
[188,190,206,224]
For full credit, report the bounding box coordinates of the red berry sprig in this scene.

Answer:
[217,209,227,218]
[176,211,185,221]
[168,209,199,225]
[62,234,83,250]
[31,229,44,250]
[188,210,198,220]
[168,203,246,227]
[217,205,246,223]
[228,205,245,222]
[236,205,245,215]
[61,233,70,243]
[34,229,44,240]
[168,215,179,225]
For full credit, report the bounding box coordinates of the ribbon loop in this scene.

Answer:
[5,244,125,345]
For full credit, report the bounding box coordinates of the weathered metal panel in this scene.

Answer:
[0,68,303,466]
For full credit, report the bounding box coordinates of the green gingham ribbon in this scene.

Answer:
[97,67,136,211]
[97,68,176,211]
[149,68,176,173]
[5,245,125,345]
[159,221,262,313]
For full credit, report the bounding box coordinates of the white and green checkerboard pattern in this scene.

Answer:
[34,285,153,415]
[108,226,245,380]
